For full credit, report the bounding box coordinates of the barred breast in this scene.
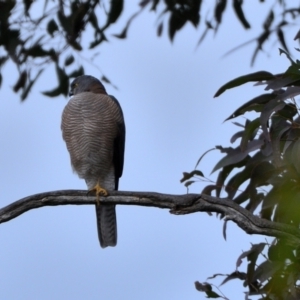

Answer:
[61,92,122,187]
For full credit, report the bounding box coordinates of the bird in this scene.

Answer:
[61,75,125,248]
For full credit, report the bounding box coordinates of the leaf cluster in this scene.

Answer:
[182,50,300,298]
[0,0,123,100]
[1,1,300,100]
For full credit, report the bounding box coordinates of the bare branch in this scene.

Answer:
[1,190,300,246]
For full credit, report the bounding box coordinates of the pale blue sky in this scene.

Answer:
[0,1,297,299]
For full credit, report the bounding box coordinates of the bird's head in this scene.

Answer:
[69,75,107,96]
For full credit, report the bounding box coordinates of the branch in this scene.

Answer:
[1,190,300,245]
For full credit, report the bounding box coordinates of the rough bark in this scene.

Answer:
[1,190,300,245]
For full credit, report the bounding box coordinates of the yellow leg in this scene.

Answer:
[89,183,108,205]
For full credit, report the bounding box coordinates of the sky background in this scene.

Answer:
[0,1,298,299]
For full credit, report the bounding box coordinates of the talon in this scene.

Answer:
[89,183,108,205]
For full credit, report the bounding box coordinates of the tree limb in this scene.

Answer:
[1,190,300,245]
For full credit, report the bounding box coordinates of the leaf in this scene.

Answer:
[21,69,43,101]
[169,11,187,41]
[42,65,69,97]
[277,28,289,53]
[224,94,276,121]
[263,10,274,31]
[252,261,283,283]
[251,30,271,66]
[64,55,74,66]
[260,100,286,140]
[220,271,246,286]
[283,63,300,79]
[214,71,274,97]
[201,185,218,196]
[194,282,221,298]
[230,130,244,143]
[180,170,204,183]
[279,48,296,65]
[47,19,58,37]
[57,11,71,35]
[240,118,260,151]
[26,45,50,57]
[223,219,227,240]
[216,164,237,197]
[89,11,100,30]
[13,71,27,92]
[194,148,216,169]
[225,166,252,199]
[107,0,124,25]
[113,11,140,39]
[233,0,250,29]
[68,66,84,78]
[236,243,266,269]
[264,76,298,91]
[184,180,195,188]
[23,0,33,15]
[211,140,264,174]
[214,0,227,24]
[157,22,163,37]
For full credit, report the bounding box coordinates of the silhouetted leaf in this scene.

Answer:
[169,11,187,41]
[64,55,74,66]
[214,71,274,97]
[275,86,300,101]
[214,0,227,24]
[26,45,50,57]
[21,69,43,101]
[279,48,295,65]
[0,1,16,21]
[233,0,250,29]
[220,271,246,286]
[157,22,163,36]
[283,64,300,79]
[265,76,298,91]
[277,28,289,53]
[212,140,264,173]
[251,30,271,66]
[42,65,68,97]
[263,10,274,31]
[194,282,221,298]
[230,130,244,143]
[224,94,276,121]
[113,11,140,39]
[195,148,216,169]
[13,71,27,92]
[236,243,266,269]
[240,118,260,151]
[200,185,218,196]
[47,19,58,37]
[57,11,71,35]
[68,66,84,78]
[253,261,283,283]
[260,100,285,140]
[89,11,100,30]
[23,0,33,15]
[107,0,123,25]
[184,180,195,188]
[180,170,204,183]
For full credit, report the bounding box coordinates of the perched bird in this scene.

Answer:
[61,75,125,248]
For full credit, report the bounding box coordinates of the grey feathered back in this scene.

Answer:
[61,75,125,248]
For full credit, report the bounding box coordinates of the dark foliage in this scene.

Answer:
[0,1,299,100]
[182,49,300,298]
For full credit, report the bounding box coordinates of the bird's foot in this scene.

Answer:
[89,184,108,206]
